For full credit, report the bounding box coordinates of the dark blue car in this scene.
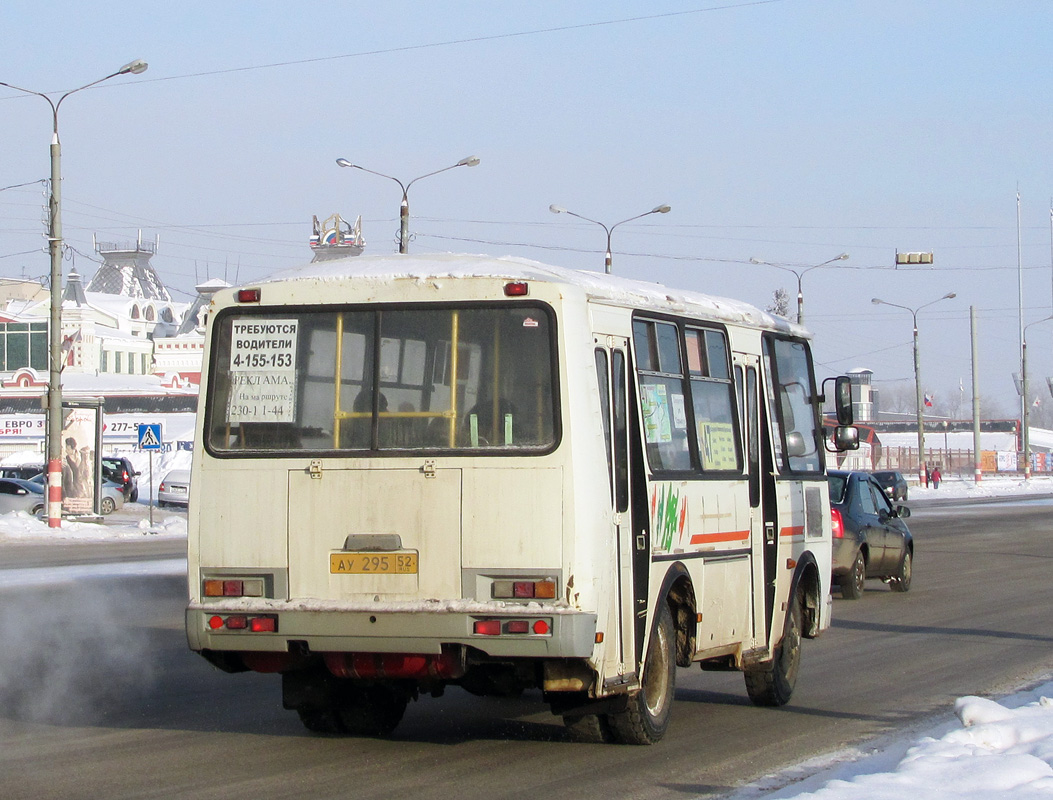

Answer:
[828,470,914,599]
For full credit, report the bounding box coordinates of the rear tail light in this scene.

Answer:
[831,507,844,538]
[203,578,265,597]
[474,619,501,636]
[205,614,276,632]
[473,617,552,637]
[236,288,261,303]
[492,578,557,600]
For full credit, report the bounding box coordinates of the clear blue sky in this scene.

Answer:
[2,1,1052,415]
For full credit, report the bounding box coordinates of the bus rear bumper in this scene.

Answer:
[186,602,598,660]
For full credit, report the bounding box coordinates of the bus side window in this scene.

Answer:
[685,327,741,472]
[595,348,614,502]
[632,319,692,472]
[612,350,629,512]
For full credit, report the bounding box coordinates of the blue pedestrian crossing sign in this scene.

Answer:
[137,423,163,451]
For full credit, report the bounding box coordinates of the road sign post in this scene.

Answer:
[137,423,163,527]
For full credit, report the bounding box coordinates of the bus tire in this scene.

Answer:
[296,706,345,735]
[607,601,676,745]
[744,591,802,707]
[336,684,409,736]
[563,712,615,743]
[889,550,912,593]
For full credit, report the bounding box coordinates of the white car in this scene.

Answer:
[158,469,191,508]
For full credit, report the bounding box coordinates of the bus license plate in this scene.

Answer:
[330,552,418,575]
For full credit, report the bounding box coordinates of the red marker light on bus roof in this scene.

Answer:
[236,288,261,303]
[503,282,528,297]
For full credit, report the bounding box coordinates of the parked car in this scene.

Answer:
[828,469,914,599]
[102,456,141,502]
[0,477,44,516]
[0,464,45,481]
[158,469,191,508]
[871,470,908,502]
[27,474,125,515]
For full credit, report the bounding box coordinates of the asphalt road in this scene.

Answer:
[1,498,1051,800]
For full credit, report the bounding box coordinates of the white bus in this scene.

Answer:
[186,253,856,744]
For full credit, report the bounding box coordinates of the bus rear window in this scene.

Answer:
[206,305,558,454]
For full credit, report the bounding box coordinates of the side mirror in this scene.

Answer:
[831,425,859,452]
[822,375,854,425]
[134,471,142,477]
[895,505,911,519]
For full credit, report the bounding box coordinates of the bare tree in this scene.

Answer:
[766,288,790,319]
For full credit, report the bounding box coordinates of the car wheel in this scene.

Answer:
[30,503,43,516]
[744,589,803,707]
[100,497,116,515]
[607,601,676,744]
[889,550,912,593]
[130,488,139,502]
[841,550,866,599]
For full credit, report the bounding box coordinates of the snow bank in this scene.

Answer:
[754,686,1053,799]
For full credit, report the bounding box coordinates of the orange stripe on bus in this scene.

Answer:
[689,530,750,545]
[780,525,805,538]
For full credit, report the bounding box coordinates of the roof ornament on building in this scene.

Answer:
[88,230,172,301]
[310,213,364,262]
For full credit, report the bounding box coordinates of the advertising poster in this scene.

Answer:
[227,319,298,424]
[61,406,98,515]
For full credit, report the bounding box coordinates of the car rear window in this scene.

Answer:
[827,474,847,504]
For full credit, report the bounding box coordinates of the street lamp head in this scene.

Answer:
[118,59,148,75]
[549,204,566,214]
[335,158,354,168]
[652,204,671,214]
[836,253,849,261]
[457,156,480,167]
[943,292,957,300]
[871,298,884,305]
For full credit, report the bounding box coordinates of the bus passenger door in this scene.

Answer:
[595,338,642,677]
[737,354,774,647]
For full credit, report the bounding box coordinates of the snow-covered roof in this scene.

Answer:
[263,253,800,334]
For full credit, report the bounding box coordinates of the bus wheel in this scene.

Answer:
[607,602,676,745]
[563,712,614,743]
[297,706,345,735]
[744,591,802,707]
[336,684,409,736]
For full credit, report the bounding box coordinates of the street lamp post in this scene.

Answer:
[872,292,956,487]
[749,253,849,325]
[336,156,480,253]
[1021,316,1053,479]
[549,204,671,274]
[0,60,148,528]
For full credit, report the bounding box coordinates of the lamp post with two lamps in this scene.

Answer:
[548,204,671,274]
[335,156,479,254]
[748,253,849,325]
[0,59,149,527]
[1020,315,1053,479]
[871,292,956,487]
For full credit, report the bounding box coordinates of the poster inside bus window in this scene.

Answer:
[698,422,737,470]
[641,383,672,443]
[227,319,298,423]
